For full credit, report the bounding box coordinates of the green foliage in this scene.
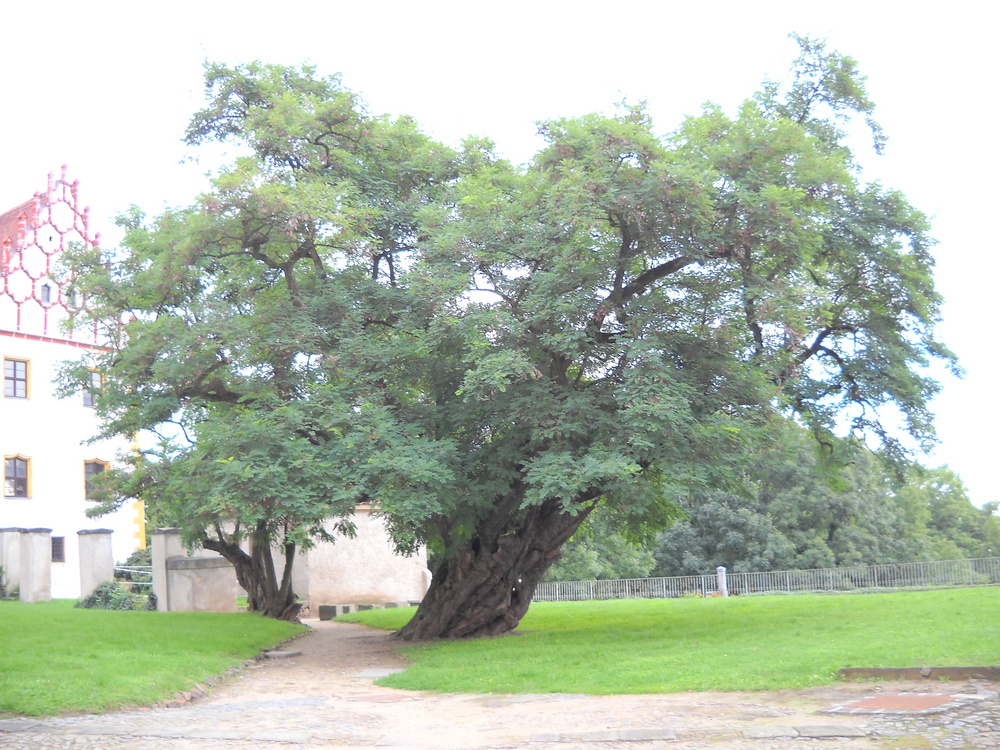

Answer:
[653,423,1000,576]
[0,600,305,716]
[342,587,1000,693]
[544,505,658,581]
[0,565,7,600]
[76,580,156,611]
[894,465,1000,559]
[62,37,954,635]
[58,60,458,615]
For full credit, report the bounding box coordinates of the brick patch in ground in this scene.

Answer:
[825,689,994,716]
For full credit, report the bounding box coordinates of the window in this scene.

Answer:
[51,537,65,563]
[84,460,109,500]
[4,359,28,398]
[40,283,52,304]
[82,370,103,408]
[4,456,29,497]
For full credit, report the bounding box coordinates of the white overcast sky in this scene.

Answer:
[2,1,996,507]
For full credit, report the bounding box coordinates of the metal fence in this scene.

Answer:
[114,565,153,587]
[534,556,1000,602]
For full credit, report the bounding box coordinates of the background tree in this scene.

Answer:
[543,505,659,582]
[653,423,916,575]
[893,465,1000,560]
[653,431,1000,577]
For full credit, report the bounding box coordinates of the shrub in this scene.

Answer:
[77,580,156,611]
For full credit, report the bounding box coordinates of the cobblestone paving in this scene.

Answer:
[862,686,1000,749]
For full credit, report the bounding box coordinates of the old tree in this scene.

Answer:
[67,38,953,636]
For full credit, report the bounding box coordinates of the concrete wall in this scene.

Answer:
[302,507,431,606]
[0,527,24,593]
[150,528,237,612]
[77,529,114,598]
[165,557,238,612]
[19,528,51,602]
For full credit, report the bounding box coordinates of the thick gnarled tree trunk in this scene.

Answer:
[395,497,595,641]
[202,524,301,621]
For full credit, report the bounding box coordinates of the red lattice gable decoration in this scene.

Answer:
[0,166,101,344]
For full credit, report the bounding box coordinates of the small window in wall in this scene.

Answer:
[82,370,103,408]
[4,455,30,497]
[51,537,65,563]
[40,283,52,304]
[3,359,28,399]
[84,459,109,500]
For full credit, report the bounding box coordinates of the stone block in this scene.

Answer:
[318,604,354,619]
[743,726,798,738]
[796,725,868,738]
[619,728,677,741]
[318,605,336,620]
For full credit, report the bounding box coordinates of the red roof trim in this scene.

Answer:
[0,328,110,351]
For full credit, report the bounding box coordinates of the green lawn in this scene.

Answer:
[0,600,306,716]
[341,587,1000,694]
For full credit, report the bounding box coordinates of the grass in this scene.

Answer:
[0,600,306,716]
[340,587,1000,694]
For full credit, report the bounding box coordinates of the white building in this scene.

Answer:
[1,167,143,599]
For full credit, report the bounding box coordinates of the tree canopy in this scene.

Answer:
[64,38,955,636]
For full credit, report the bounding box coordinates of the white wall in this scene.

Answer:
[1,333,142,598]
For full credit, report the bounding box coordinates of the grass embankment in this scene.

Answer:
[341,587,1000,694]
[0,600,306,716]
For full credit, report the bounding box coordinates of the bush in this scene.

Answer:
[77,580,156,611]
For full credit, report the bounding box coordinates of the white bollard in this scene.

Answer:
[716,565,729,597]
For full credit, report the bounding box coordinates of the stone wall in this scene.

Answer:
[299,508,431,606]
[150,528,237,612]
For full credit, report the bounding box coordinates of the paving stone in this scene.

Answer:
[529,732,564,742]
[743,725,799,738]
[246,729,315,742]
[573,729,621,741]
[185,728,251,740]
[130,727,193,738]
[796,724,868,738]
[63,726,131,736]
[619,728,677,741]
[354,668,406,678]
[0,720,42,732]
[262,649,303,659]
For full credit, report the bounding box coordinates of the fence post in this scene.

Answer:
[716,566,729,597]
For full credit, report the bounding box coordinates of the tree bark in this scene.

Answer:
[202,525,301,621]
[395,497,595,641]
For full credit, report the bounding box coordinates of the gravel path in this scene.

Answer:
[1,618,998,749]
